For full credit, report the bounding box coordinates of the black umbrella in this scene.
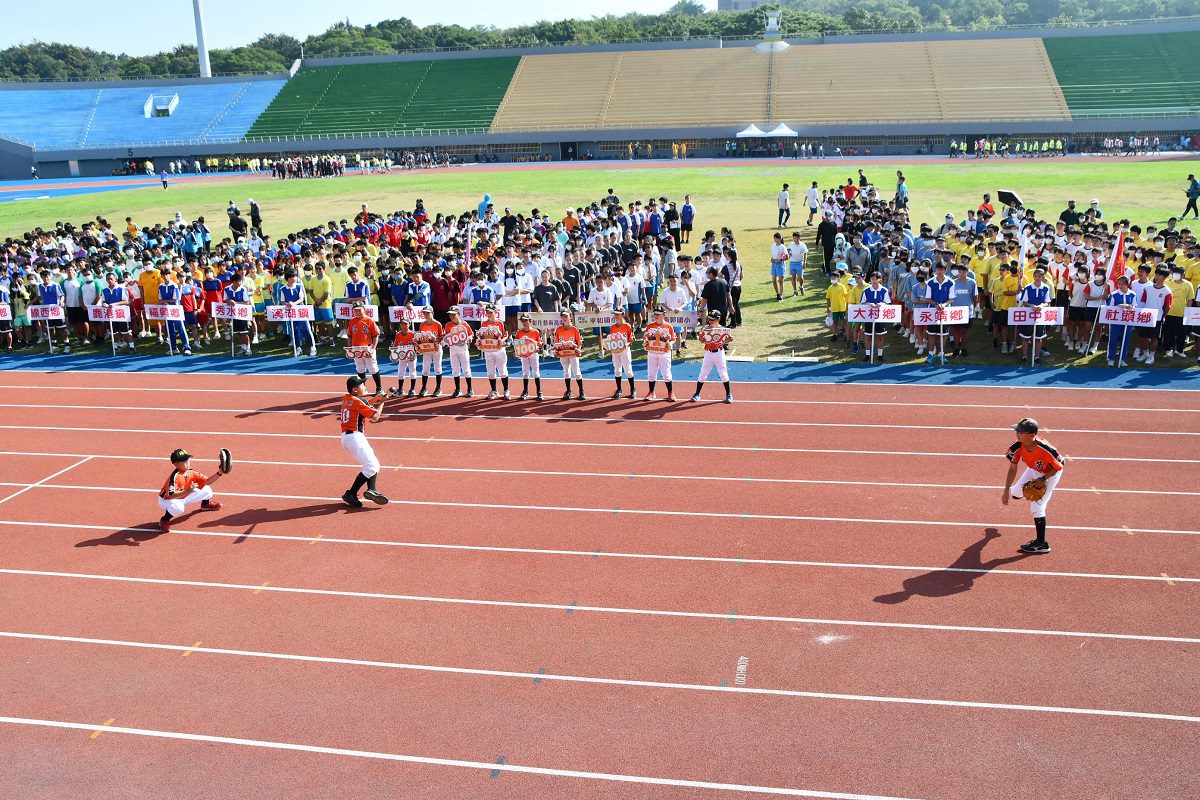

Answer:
[997,189,1023,209]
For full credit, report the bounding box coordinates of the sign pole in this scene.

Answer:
[1119,323,1129,368]
[289,319,297,358]
[109,316,116,356]
[869,319,876,365]
[1083,309,1098,356]
[164,311,174,356]
[1030,311,1036,368]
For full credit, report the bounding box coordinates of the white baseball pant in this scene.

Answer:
[646,352,673,382]
[352,351,379,375]
[448,346,472,377]
[484,349,508,378]
[698,349,729,382]
[342,431,380,478]
[420,348,444,376]
[611,349,634,377]
[520,354,540,378]
[1010,467,1061,517]
[396,355,417,380]
[559,356,581,379]
[157,484,213,517]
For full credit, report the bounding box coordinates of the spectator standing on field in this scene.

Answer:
[777,183,791,228]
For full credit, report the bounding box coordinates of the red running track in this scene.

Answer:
[0,370,1196,799]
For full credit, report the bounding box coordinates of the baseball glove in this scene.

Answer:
[1022,476,1047,501]
[218,448,232,474]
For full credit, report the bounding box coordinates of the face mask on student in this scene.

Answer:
[951,269,960,277]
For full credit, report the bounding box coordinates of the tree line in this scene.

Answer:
[0,1,1191,82]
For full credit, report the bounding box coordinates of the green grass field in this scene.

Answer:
[5,159,1198,367]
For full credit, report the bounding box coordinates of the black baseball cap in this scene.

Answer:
[1012,418,1039,434]
[169,448,191,463]
[346,376,366,392]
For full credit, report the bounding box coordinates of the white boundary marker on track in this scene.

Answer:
[0,715,924,799]
[2,383,1197,415]
[1,520,1193,584]
[2,483,1197,536]
[5,424,1199,464]
[3,631,1197,723]
[0,457,91,507]
[0,403,1196,437]
[3,451,1192,497]
[3,568,1198,645]
[3,364,1198,393]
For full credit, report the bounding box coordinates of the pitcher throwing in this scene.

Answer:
[341,375,389,508]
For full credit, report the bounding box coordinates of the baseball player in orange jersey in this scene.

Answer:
[692,310,734,403]
[341,375,389,507]
[415,306,445,397]
[1002,417,1065,554]
[643,306,678,400]
[158,448,224,532]
[442,307,475,397]
[605,309,636,399]
[475,304,511,399]
[553,310,585,399]
[388,318,418,397]
[514,313,544,400]
[346,303,382,395]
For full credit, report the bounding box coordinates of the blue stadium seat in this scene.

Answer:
[0,79,286,149]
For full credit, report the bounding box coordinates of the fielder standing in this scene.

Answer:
[442,307,475,397]
[415,306,445,397]
[553,309,585,399]
[643,306,677,400]
[476,304,511,399]
[1001,417,1064,554]
[692,310,733,403]
[341,375,389,508]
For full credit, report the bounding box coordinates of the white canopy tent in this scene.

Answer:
[735,124,767,138]
[765,123,798,137]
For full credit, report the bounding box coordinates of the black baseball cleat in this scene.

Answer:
[341,490,363,509]
[1018,540,1050,554]
[518,392,529,400]
[562,391,573,400]
[610,391,621,400]
[450,390,461,398]
[363,490,389,506]
[724,394,734,404]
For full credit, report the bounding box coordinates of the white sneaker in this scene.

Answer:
[1118,360,1128,367]
[1164,350,1176,358]
[62,346,70,354]
[1145,354,1155,365]
[224,332,232,341]
[907,333,916,344]
[1133,348,1144,359]
[308,346,317,357]
[1107,359,1115,366]
[251,335,259,344]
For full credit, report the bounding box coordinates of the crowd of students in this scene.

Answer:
[804,175,1200,367]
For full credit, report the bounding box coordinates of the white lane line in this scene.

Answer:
[0,715,920,799]
[0,402,1194,437]
[4,483,1197,536]
[1,520,1191,584]
[4,451,1189,497]
[3,424,1197,465]
[4,363,1197,393]
[0,457,92,507]
[2,568,1196,645]
[4,631,1196,723]
[2,383,1195,415]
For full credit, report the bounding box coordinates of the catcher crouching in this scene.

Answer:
[1001,418,1064,554]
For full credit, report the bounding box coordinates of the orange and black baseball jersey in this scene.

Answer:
[347,316,379,348]
[699,324,733,352]
[643,321,676,353]
[552,325,582,356]
[443,320,473,348]
[340,393,376,433]
[159,468,208,498]
[1006,438,1064,475]
[418,319,444,340]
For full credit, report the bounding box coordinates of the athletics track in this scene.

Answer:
[0,360,1196,798]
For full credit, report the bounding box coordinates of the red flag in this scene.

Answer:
[1107,230,1127,288]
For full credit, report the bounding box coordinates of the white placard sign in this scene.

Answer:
[388,306,424,323]
[144,304,183,321]
[212,303,252,320]
[912,306,969,326]
[1007,307,1064,326]
[848,304,902,323]
[1182,307,1200,325]
[0,304,10,321]
[87,305,131,322]
[265,305,314,322]
[335,302,378,320]
[575,311,616,328]
[1099,306,1159,328]
[29,304,65,321]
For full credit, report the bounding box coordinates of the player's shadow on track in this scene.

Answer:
[873,529,1030,604]
[200,503,377,543]
[75,524,168,547]
[235,397,340,420]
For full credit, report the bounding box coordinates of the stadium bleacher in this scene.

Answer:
[246,58,520,138]
[1043,31,1200,117]
[0,80,285,149]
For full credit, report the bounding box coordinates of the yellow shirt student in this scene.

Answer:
[826,282,848,313]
